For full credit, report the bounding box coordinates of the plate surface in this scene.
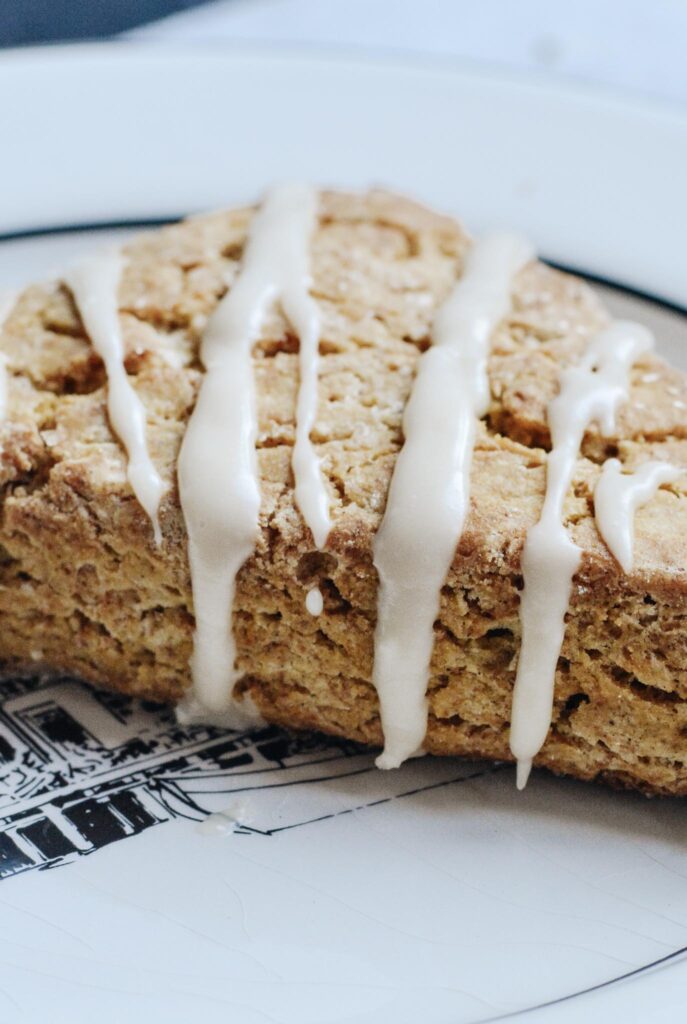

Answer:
[0,43,686,1024]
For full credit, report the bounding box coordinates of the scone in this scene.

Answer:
[1,188,686,795]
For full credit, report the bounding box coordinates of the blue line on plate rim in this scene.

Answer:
[477,942,687,1022]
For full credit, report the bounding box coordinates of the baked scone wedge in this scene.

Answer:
[1,189,686,795]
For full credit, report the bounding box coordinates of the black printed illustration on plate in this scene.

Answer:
[0,674,377,879]
[0,673,496,880]
[1,672,678,1016]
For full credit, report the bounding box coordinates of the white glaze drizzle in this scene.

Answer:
[594,459,683,573]
[0,291,15,325]
[63,251,165,544]
[0,355,6,424]
[177,184,322,715]
[0,291,16,422]
[306,586,324,616]
[510,321,654,789]
[286,206,331,550]
[372,233,533,769]
[197,798,254,836]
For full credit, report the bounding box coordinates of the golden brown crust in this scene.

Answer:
[1,189,687,795]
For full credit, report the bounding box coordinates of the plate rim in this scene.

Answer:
[2,38,687,307]
[3,36,687,125]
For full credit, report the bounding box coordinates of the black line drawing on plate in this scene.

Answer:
[0,674,372,879]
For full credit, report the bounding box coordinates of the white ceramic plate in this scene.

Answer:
[0,43,686,1024]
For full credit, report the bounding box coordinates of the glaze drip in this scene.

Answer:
[177,184,322,715]
[64,251,165,544]
[595,459,683,572]
[0,291,16,421]
[372,233,533,770]
[287,210,330,549]
[0,291,15,326]
[306,586,324,616]
[510,322,654,788]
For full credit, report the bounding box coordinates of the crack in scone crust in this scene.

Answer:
[1,190,686,795]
